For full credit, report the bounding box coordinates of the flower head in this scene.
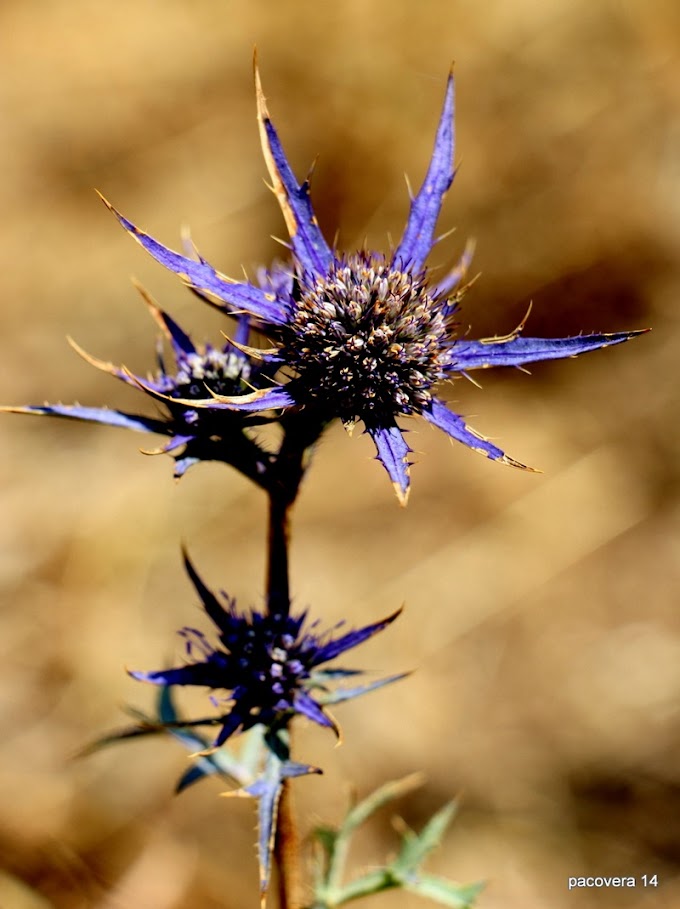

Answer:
[3,283,275,482]
[97,63,646,503]
[131,552,402,746]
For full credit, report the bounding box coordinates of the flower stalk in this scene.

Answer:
[274,753,303,909]
[265,410,330,905]
[267,491,293,619]
[266,434,302,907]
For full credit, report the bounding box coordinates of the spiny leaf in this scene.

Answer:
[402,875,484,908]
[225,749,320,902]
[311,777,482,909]
[341,773,425,834]
[393,801,457,873]
[316,672,409,706]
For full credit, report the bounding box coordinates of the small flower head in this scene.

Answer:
[158,344,250,401]
[3,284,275,482]
[280,252,448,423]
[131,552,402,746]
[95,61,647,503]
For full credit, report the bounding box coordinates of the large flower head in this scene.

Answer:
[3,283,275,482]
[132,552,402,747]
[98,62,645,503]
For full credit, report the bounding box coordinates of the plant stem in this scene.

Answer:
[266,413,326,907]
[266,429,303,907]
[265,409,325,617]
[275,736,303,909]
[267,491,291,617]
[268,488,302,909]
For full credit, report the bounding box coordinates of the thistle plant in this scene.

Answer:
[3,58,646,909]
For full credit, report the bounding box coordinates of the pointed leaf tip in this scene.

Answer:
[369,425,411,504]
[254,60,333,278]
[0,401,168,437]
[66,336,128,381]
[394,801,458,875]
[396,482,410,507]
[449,328,650,372]
[424,399,534,472]
[393,70,455,272]
[99,193,287,324]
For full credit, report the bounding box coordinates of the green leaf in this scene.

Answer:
[313,826,339,867]
[311,776,482,909]
[393,801,457,874]
[403,874,485,908]
[311,826,339,894]
[341,773,425,835]
[333,868,396,904]
[321,773,424,896]
[316,673,410,706]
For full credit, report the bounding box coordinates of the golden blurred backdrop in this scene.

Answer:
[1,1,679,907]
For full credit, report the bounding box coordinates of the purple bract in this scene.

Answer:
[7,65,647,503]
[131,552,402,746]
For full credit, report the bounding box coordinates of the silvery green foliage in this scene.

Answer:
[311,774,483,908]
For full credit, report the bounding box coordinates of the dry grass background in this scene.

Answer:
[1,1,679,907]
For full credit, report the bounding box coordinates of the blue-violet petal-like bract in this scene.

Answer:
[2,282,278,482]
[96,65,647,503]
[130,551,401,747]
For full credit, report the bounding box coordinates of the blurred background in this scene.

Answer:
[1,0,679,906]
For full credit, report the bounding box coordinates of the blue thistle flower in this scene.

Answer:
[94,64,645,503]
[131,551,403,746]
[3,283,275,482]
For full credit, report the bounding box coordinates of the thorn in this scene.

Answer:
[480,301,533,345]
[221,788,251,799]
[67,337,123,377]
[460,370,483,389]
[189,746,217,759]
[219,331,278,360]
[180,224,201,261]
[130,280,177,340]
[138,445,165,456]
[435,225,457,245]
[306,155,319,184]
[255,54,298,241]
[326,709,343,746]
[394,482,410,507]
